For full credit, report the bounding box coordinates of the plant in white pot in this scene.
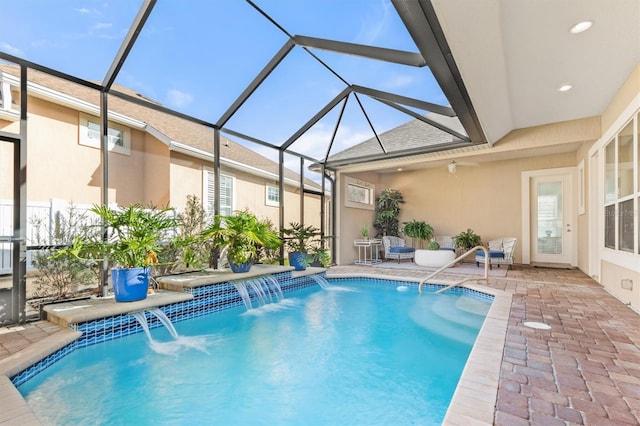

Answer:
[54,204,177,302]
[402,220,434,249]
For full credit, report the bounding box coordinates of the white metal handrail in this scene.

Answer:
[417,245,489,294]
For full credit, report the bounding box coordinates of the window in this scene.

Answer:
[79,113,131,155]
[266,185,279,207]
[344,176,375,210]
[204,169,234,217]
[603,114,638,254]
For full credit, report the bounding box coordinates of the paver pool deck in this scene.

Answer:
[1,265,639,425]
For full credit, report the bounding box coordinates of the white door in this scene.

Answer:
[530,173,575,265]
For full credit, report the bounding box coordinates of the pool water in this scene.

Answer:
[19,280,491,425]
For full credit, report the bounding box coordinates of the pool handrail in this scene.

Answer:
[417,246,489,294]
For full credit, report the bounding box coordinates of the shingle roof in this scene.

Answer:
[328,114,466,162]
[0,64,312,185]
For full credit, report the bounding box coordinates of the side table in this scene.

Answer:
[354,238,382,265]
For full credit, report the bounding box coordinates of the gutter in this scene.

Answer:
[1,71,145,129]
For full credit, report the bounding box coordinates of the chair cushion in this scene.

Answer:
[389,247,415,253]
[476,250,504,258]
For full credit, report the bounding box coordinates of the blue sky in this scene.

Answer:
[0,0,446,167]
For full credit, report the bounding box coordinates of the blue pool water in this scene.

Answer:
[19,279,491,425]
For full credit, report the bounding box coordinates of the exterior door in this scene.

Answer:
[530,173,575,265]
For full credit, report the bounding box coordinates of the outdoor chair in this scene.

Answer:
[434,236,456,252]
[476,237,517,270]
[382,236,415,263]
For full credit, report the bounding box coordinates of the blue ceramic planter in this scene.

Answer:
[229,260,252,273]
[111,267,149,302]
[288,251,308,271]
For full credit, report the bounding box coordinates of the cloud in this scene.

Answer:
[294,123,371,159]
[0,42,22,56]
[356,0,393,45]
[166,89,193,109]
[74,8,91,14]
[93,22,113,31]
[384,74,414,90]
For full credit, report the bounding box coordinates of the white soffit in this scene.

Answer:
[432,0,640,144]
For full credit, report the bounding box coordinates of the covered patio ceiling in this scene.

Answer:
[2,0,639,173]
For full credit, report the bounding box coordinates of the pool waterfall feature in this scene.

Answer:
[131,308,179,341]
[12,265,326,386]
[232,275,284,310]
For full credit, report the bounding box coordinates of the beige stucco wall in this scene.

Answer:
[142,136,171,207]
[337,171,380,264]
[600,261,639,310]
[601,62,640,133]
[22,97,103,205]
[0,96,172,207]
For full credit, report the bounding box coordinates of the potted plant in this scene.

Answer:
[282,222,320,271]
[312,246,332,268]
[361,224,369,240]
[202,210,281,273]
[427,240,441,250]
[54,203,177,302]
[402,220,434,249]
[373,188,405,237]
[454,228,482,251]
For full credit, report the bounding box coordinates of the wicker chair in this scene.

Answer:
[476,237,517,270]
[382,236,415,263]
[434,236,456,252]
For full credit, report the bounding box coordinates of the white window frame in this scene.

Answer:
[265,185,280,207]
[203,168,235,217]
[344,176,375,210]
[590,96,640,272]
[79,113,131,156]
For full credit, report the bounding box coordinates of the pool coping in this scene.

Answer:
[443,282,510,425]
[0,327,81,425]
[1,270,507,425]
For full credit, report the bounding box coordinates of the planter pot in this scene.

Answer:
[288,251,308,271]
[111,267,150,302]
[229,260,252,273]
[414,249,456,268]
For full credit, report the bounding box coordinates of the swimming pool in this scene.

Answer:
[18,278,491,425]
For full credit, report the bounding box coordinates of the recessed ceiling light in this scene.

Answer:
[558,84,573,92]
[570,21,592,34]
[396,168,403,171]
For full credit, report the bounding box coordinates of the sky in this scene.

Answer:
[0,0,447,171]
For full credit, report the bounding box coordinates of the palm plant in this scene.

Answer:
[202,210,281,271]
[282,222,320,253]
[55,203,177,269]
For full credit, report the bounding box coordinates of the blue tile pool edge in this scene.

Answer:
[11,273,494,387]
